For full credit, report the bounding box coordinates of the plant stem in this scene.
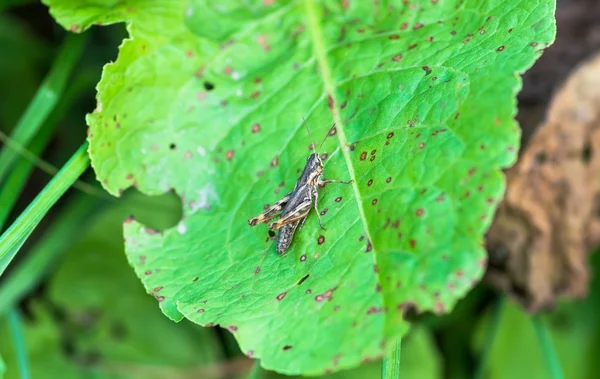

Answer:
[532,315,564,379]
[474,296,505,379]
[8,308,30,379]
[0,33,86,182]
[382,339,402,379]
[247,360,262,379]
[0,142,90,277]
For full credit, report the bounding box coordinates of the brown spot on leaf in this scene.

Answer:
[318,235,325,244]
[497,46,505,52]
[360,151,367,160]
[226,150,235,160]
[327,93,335,109]
[252,123,261,133]
[368,179,373,186]
[283,345,292,351]
[300,254,307,262]
[315,287,337,302]
[335,196,342,202]
[276,292,287,301]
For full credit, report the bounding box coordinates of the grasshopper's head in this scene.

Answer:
[306,153,324,183]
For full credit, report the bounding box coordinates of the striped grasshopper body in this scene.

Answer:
[248,124,351,255]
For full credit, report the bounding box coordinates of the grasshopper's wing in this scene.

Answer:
[248,193,291,226]
[268,199,311,231]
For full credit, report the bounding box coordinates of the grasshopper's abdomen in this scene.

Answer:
[277,220,300,255]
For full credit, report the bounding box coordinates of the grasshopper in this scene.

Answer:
[248,120,352,255]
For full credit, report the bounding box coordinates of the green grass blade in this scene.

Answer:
[381,340,402,379]
[0,32,86,182]
[0,69,96,227]
[0,142,90,277]
[7,308,30,379]
[0,193,102,314]
[532,315,564,379]
[0,350,5,378]
[247,361,262,379]
[474,296,505,379]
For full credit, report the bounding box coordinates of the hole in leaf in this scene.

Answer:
[297,274,310,285]
[204,81,215,91]
[124,189,183,231]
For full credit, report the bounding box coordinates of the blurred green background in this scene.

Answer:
[0,1,599,378]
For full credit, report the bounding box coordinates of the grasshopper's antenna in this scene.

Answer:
[302,117,318,154]
[318,123,335,149]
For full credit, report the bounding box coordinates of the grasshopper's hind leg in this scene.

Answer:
[268,202,311,231]
[318,178,353,186]
[248,193,291,226]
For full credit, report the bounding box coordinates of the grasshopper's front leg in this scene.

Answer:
[248,193,291,226]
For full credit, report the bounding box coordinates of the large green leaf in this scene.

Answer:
[44,0,556,374]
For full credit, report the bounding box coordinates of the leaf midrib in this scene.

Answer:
[301,1,376,253]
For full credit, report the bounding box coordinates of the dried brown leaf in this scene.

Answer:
[486,53,600,312]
